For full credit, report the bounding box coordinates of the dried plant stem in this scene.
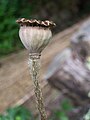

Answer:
[29,54,47,120]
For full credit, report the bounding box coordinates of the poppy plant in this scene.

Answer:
[16,18,55,120]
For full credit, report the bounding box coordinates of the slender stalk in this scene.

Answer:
[29,54,47,120]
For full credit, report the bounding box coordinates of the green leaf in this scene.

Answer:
[61,99,73,111]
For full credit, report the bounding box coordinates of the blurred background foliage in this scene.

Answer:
[0,106,34,120]
[0,0,90,56]
[0,100,73,120]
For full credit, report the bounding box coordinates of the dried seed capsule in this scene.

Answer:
[16,18,55,53]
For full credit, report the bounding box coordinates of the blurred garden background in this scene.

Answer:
[0,0,90,56]
[1,0,90,120]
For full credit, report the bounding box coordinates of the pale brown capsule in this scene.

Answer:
[16,18,56,120]
[16,18,56,53]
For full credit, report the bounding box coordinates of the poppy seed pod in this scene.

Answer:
[16,18,55,54]
[16,18,56,120]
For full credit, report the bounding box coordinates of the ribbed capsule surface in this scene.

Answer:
[16,18,56,53]
[19,26,52,53]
